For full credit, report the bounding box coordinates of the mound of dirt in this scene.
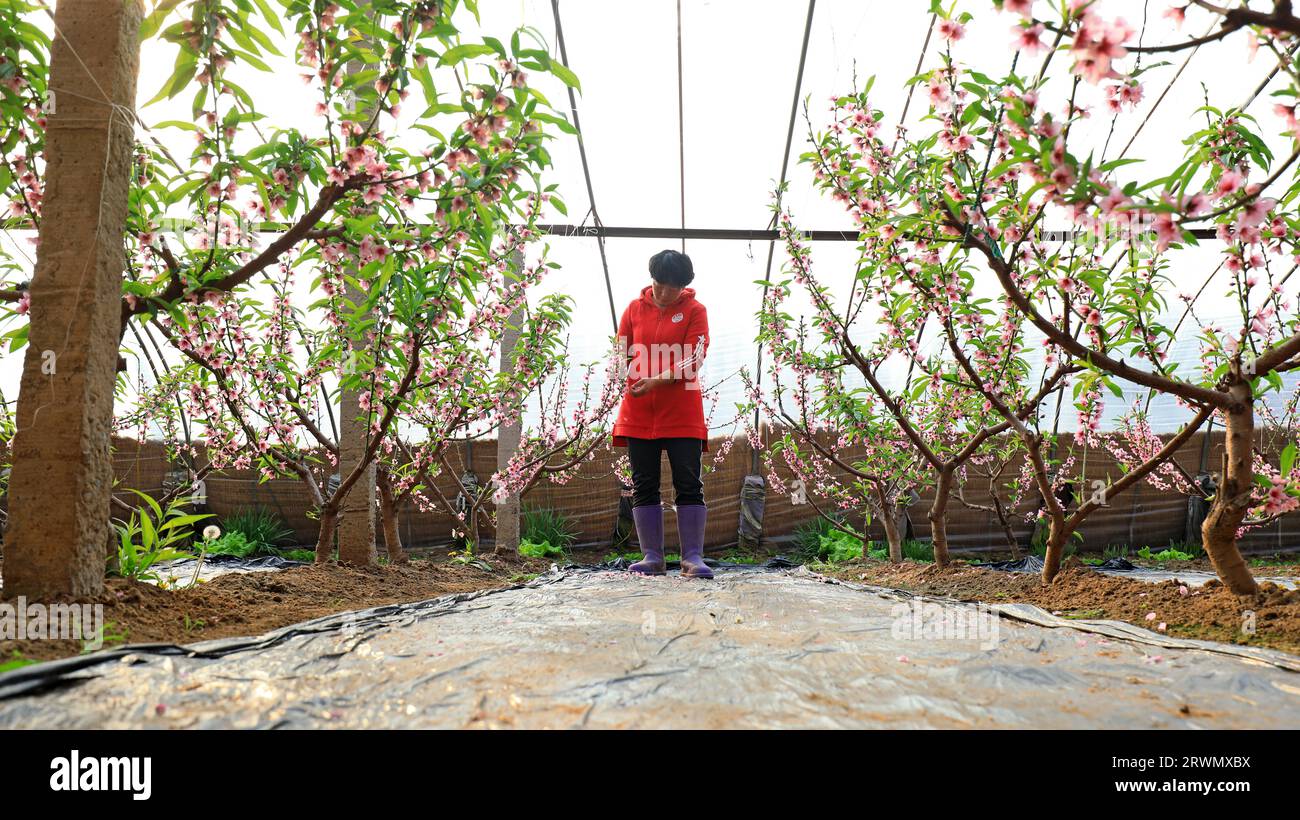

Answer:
[1,555,549,664]
[817,559,1300,656]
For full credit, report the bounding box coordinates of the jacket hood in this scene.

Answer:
[637,284,697,310]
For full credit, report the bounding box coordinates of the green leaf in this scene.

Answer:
[140,0,184,40]
[438,43,497,66]
[549,59,581,92]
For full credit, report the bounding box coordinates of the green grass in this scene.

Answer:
[864,539,935,563]
[603,550,682,563]
[1249,552,1300,566]
[219,507,294,555]
[277,548,317,562]
[522,506,577,552]
[1103,544,1130,560]
[0,650,35,673]
[793,515,847,562]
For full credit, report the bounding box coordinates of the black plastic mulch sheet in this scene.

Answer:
[972,554,1299,589]
[1,565,1297,729]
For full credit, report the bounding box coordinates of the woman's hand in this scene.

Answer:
[630,374,671,396]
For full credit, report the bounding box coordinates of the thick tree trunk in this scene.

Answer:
[493,253,525,555]
[929,468,953,567]
[315,507,338,564]
[2,0,143,600]
[335,43,378,568]
[377,471,406,563]
[1201,386,1260,595]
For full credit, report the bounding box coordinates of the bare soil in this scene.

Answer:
[1,553,551,665]
[815,558,1300,656]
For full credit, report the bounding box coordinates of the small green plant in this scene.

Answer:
[220,507,294,555]
[205,531,256,558]
[522,506,578,552]
[1162,539,1204,559]
[277,548,317,562]
[519,538,566,559]
[817,529,865,563]
[794,515,845,562]
[1137,545,1195,562]
[86,620,130,651]
[183,615,206,635]
[449,548,493,571]
[110,490,211,582]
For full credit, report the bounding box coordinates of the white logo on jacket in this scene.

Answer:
[671,312,684,323]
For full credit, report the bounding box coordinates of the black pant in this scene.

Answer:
[626,437,705,509]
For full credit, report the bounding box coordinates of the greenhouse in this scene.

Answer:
[0,0,1299,753]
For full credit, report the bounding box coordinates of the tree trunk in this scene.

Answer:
[467,511,481,556]
[377,471,406,564]
[882,511,903,563]
[929,469,953,567]
[315,507,338,564]
[987,490,1021,558]
[871,484,902,563]
[1000,518,1021,558]
[2,0,143,600]
[1201,385,1260,595]
[1040,516,1068,584]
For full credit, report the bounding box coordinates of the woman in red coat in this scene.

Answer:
[612,249,712,578]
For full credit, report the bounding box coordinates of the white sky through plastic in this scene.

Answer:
[3,0,1299,440]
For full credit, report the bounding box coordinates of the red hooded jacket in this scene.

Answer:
[611,285,710,451]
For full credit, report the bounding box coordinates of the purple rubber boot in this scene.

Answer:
[629,504,666,575]
[677,504,713,579]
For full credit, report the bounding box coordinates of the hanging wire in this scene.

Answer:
[751,0,817,475]
[676,0,686,254]
[550,0,619,334]
[892,11,938,155]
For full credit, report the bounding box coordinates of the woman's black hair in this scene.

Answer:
[648,249,694,287]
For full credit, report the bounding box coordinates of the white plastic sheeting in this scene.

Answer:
[1,566,1296,728]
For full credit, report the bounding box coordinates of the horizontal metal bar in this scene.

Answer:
[532,224,860,241]
[533,223,1220,241]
